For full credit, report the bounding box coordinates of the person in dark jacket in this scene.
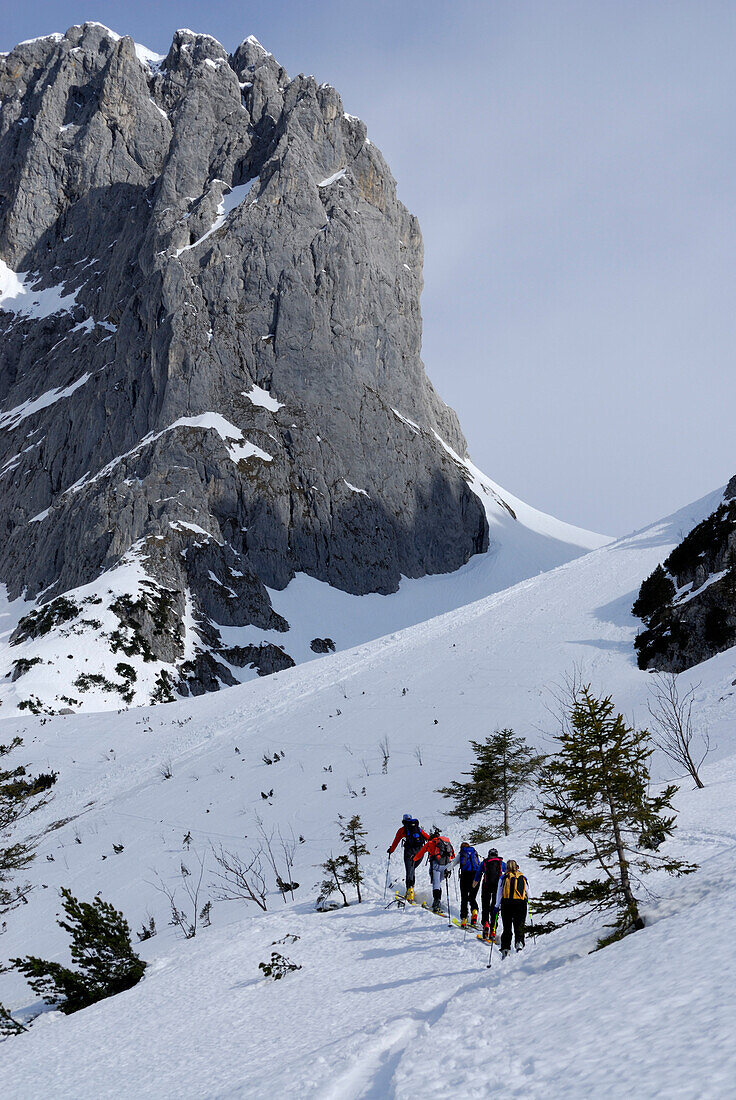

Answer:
[474,848,505,941]
[413,828,455,912]
[446,842,481,927]
[387,815,428,902]
[496,859,528,957]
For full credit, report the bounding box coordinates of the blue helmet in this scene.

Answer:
[402,813,413,823]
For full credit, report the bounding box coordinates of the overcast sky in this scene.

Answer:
[3,1,735,535]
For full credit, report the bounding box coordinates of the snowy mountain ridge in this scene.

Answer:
[0,483,734,1096]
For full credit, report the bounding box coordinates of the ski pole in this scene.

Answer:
[445,872,452,927]
[486,912,499,969]
[384,853,391,899]
[528,901,537,945]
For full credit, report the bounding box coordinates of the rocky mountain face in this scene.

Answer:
[0,23,493,708]
[634,477,736,672]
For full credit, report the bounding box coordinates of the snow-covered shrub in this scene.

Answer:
[258,951,301,980]
[0,1001,26,1039]
[11,597,79,643]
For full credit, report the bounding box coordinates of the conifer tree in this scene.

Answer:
[12,888,146,1014]
[529,683,696,947]
[338,814,369,903]
[316,814,369,907]
[1,737,57,917]
[438,728,541,836]
[317,855,349,908]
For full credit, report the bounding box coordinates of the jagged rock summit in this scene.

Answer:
[0,24,605,713]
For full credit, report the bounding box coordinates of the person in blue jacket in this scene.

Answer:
[474,848,505,941]
[445,842,482,927]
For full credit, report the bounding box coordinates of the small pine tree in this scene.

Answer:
[437,728,542,836]
[12,888,146,1014]
[529,684,696,947]
[1,737,57,915]
[338,814,369,903]
[317,855,349,908]
[316,815,369,908]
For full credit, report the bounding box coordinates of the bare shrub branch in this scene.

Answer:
[647,674,710,789]
[211,844,267,910]
[255,817,299,903]
[149,851,208,938]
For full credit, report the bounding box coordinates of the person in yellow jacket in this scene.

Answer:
[495,859,528,957]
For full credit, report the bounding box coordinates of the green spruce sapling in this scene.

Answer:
[317,814,369,908]
[438,728,542,837]
[338,814,369,903]
[12,888,146,1014]
[529,683,696,948]
[317,855,349,909]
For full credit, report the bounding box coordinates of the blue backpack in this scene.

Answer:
[459,845,481,875]
[404,819,424,849]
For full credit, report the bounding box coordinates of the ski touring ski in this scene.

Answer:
[395,893,485,943]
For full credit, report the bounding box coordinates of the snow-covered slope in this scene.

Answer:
[0,486,733,1097]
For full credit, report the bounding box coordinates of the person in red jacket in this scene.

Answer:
[413,828,455,912]
[387,815,428,902]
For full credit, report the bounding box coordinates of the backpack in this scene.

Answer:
[404,820,424,850]
[502,871,528,902]
[483,856,504,886]
[434,837,454,866]
[459,846,481,875]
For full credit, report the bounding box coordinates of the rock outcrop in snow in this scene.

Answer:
[634,478,736,672]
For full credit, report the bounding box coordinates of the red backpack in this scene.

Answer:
[434,837,454,865]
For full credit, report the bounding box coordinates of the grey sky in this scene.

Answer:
[3,1,735,535]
